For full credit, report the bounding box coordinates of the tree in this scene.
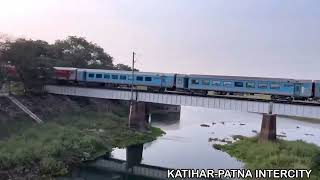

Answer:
[52,36,114,69]
[0,34,135,92]
[0,66,5,85]
[0,38,55,93]
[0,33,11,85]
[115,63,133,71]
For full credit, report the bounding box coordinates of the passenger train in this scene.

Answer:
[53,67,320,101]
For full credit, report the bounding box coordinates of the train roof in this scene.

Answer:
[180,74,312,83]
[76,68,176,76]
[54,67,78,70]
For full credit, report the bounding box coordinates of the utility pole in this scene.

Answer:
[130,52,135,101]
[128,52,136,128]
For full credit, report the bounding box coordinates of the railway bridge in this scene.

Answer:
[45,85,320,141]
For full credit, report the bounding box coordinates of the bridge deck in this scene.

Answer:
[45,85,320,119]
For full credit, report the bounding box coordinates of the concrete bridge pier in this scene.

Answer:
[260,102,277,142]
[260,114,277,141]
[129,101,150,131]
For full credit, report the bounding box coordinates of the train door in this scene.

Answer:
[159,75,166,88]
[294,83,302,97]
[83,71,87,81]
[158,75,166,92]
[162,76,166,86]
[183,77,189,89]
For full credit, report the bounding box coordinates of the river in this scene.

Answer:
[64,106,320,179]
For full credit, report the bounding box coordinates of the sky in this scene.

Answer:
[0,0,319,79]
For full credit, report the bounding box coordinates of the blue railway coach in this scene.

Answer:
[76,69,176,89]
[314,80,320,99]
[53,67,317,100]
[176,74,313,99]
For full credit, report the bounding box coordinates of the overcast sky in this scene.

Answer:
[0,0,319,79]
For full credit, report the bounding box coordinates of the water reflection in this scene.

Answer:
[64,144,166,180]
[151,112,181,130]
[126,144,143,169]
[113,106,320,170]
[113,107,244,170]
[66,106,320,179]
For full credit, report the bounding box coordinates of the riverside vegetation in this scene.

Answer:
[214,136,320,179]
[0,35,160,179]
[0,95,164,179]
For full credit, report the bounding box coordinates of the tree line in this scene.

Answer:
[0,34,133,93]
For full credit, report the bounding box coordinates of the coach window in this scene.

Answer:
[223,81,232,87]
[212,81,221,86]
[104,74,110,79]
[88,73,94,78]
[145,77,152,81]
[120,75,127,80]
[96,74,102,78]
[112,75,118,79]
[191,79,200,85]
[258,83,268,89]
[202,80,210,85]
[136,76,143,81]
[234,82,243,87]
[246,82,255,88]
[270,83,280,89]
[284,83,293,87]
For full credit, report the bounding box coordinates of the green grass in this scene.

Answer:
[0,110,165,178]
[214,136,320,179]
[50,111,164,148]
[0,115,37,139]
[0,124,107,176]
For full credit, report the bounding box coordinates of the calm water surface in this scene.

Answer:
[67,106,320,179]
